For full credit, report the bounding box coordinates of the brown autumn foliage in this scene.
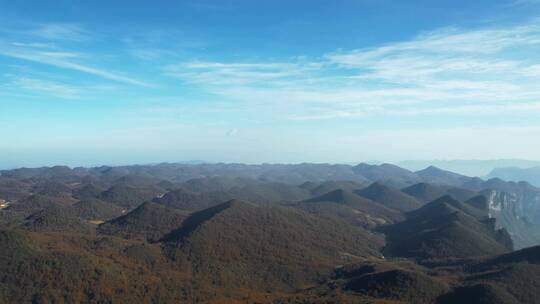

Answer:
[1,164,540,303]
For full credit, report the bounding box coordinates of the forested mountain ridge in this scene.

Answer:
[2,162,540,303]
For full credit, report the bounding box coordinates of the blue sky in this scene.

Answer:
[2,0,540,168]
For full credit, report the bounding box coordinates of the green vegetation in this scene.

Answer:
[1,163,540,303]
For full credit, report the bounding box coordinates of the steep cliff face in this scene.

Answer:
[483,189,540,249]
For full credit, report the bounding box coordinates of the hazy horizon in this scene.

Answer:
[3,158,540,178]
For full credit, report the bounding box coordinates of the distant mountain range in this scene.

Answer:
[4,158,540,178]
[3,161,540,302]
[487,166,540,187]
[397,159,540,177]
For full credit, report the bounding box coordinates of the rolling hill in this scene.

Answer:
[2,162,540,303]
[355,182,422,212]
[402,182,477,204]
[295,189,403,227]
[98,202,189,241]
[381,195,513,259]
[163,200,383,291]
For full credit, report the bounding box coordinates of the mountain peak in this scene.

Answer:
[417,165,451,176]
[162,200,383,290]
[161,199,246,243]
[98,201,188,241]
[364,182,390,192]
[407,194,487,220]
[307,188,359,204]
[415,165,472,187]
[356,182,421,212]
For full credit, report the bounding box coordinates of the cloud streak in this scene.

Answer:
[27,24,90,41]
[5,19,540,122]
[0,45,149,87]
[0,24,149,87]
[13,77,80,99]
[164,18,540,120]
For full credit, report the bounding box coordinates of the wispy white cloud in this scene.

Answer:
[122,29,211,61]
[0,41,149,87]
[0,23,150,87]
[162,18,540,121]
[13,77,80,99]
[164,61,322,86]
[10,41,56,48]
[511,0,540,6]
[5,19,540,124]
[26,23,90,41]
[129,48,170,61]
